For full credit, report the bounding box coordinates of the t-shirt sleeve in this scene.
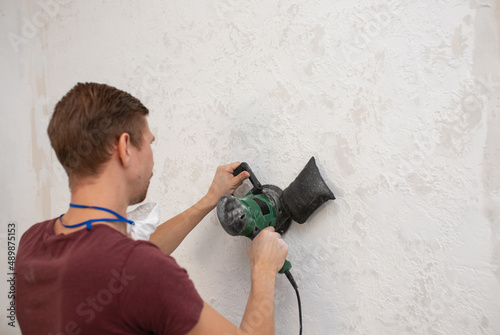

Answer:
[119,242,204,335]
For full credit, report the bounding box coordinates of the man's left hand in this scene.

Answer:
[205,162,250,207]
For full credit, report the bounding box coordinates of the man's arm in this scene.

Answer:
[187,227,288,335]
[149,162,249,255]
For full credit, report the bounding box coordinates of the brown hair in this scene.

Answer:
[48,82,149,185]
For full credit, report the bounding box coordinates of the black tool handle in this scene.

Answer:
[233,162,262,194]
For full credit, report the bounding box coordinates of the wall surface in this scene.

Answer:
[1,0,500,334]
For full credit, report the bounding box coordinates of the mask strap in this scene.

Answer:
[59,204,135,231]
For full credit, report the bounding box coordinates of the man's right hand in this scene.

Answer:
[187,226,289,335]
[247,227,289,276]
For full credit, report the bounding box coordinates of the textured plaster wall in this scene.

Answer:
[1,0,500,334]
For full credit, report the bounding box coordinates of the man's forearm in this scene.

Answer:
[149,195,216,255]
[184,227,285,335]
[239,268,277,335]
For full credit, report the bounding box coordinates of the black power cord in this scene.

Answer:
[284,270,302,335]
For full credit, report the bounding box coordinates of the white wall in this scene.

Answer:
[1,0,499,334]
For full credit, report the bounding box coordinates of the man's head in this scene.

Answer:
[48,82,152,202]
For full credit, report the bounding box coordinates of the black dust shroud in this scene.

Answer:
[280,156,335,225]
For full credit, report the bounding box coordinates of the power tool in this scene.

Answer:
[216,156,335,270]
[216,157,335,334]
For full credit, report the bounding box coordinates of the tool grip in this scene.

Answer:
[233,162,262,194]
[279,259,292,274]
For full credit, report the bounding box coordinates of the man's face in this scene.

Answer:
[129,119,155,205]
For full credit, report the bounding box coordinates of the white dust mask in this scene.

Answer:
[126,202,160,240]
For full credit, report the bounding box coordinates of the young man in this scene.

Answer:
[15,82,288,335]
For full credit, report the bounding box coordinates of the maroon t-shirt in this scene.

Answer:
[15,218,203,335]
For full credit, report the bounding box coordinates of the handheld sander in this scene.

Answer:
[216,157,335,334]
[216,156,335,271]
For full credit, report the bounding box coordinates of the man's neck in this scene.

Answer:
[55,177,131,236]
[70,185,128,216]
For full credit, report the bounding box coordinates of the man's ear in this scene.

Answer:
[117,133,132,168]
